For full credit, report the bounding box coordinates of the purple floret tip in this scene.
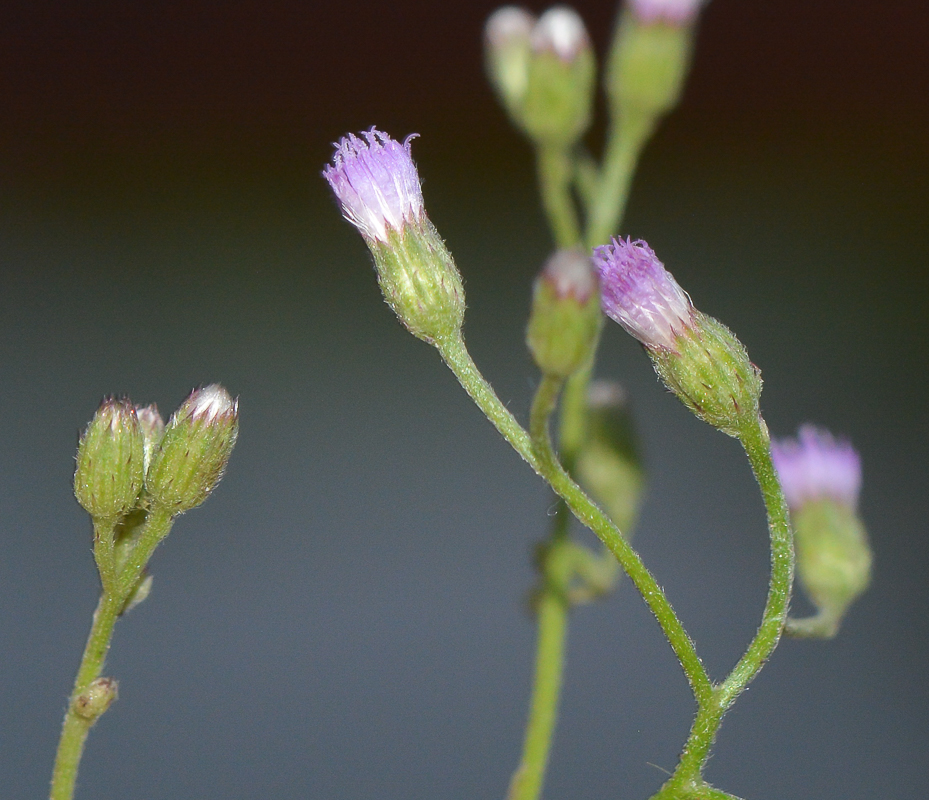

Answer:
[628,0,705,25]
[771,425,862,511]
[592,237,693,350]
[323,128,425,243]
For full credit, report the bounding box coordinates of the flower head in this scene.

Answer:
[323,129,424,243]
[627,0,705,25]
[772,425,862,511]
[592,237,693,351]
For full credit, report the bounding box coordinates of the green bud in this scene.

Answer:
[527,249,601,378]
[485,7,536,123]
[72,677,118,722]
[606,9,695,121]
[521,7,596,147]
[74,398,145,520]
[794,500,872,629]
[145,385,239,514]
[575,382,645,535]
[135,403,165,475]
[650,312,763,437]
[373,222,466,345]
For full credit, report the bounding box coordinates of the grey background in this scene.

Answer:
[1,0,927,798]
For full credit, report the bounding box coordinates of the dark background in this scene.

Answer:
[1,1,927,798]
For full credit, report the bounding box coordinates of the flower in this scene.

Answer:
[592,237,693,351]
[771,425,862,512]
[324,130,465,343]
[593,236,761,436]
[627,0,705,25]
[773,425,870,638]
[323,129,424,243]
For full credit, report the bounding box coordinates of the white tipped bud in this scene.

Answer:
[485,6,536,112]
[532,6,590,61]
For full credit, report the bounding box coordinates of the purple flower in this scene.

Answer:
[771,425,862,511]
[323,129,424,243]
[627,0,705,25]
[592,237,694,351]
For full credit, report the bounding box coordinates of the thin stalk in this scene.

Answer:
[536,145,582,250]
[507,376,574,800]
[653,415,794,793]
[507,504,572,800]
[49,593,121,800]
[437,335,712,705]
[50,505,175,800]
[584,113,655,249]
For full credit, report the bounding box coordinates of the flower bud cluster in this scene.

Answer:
[485,6,595,147]
[75,385,238,521]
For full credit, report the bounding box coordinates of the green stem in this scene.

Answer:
[654,416,794,792]
[91,518,118,596]
[50,506,175,800]
[437,335,712,705]
[508,504,572,800]
[584,113,655,249]
[49,592,122,800]
[536,144,582,250]
[507,343,602,800]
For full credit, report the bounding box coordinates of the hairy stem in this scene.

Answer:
[437,335,712,704]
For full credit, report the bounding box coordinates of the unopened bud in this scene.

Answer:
[135,404,165,475]
[575,382,645,534]
[594,238,762,437]
[485,7,536,121]
[74,398,145,520]
[773,426,872,636]
[607,2,700,123]
[521,6,596,146]
[72,677,118,722]
[145,385,239,514]
[324,129,465,344]
[527,249,602,378]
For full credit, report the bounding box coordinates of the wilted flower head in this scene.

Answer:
[323,129,424,243]
[627,0,705,25]
[592,237,693,351]
[531,6,590,61]
[772,425,862,511]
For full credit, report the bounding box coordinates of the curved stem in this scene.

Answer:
[536,145,582,250]
[654,415,794,791]
[438,335,712,705]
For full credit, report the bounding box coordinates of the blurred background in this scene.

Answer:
[1,1,927,798]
